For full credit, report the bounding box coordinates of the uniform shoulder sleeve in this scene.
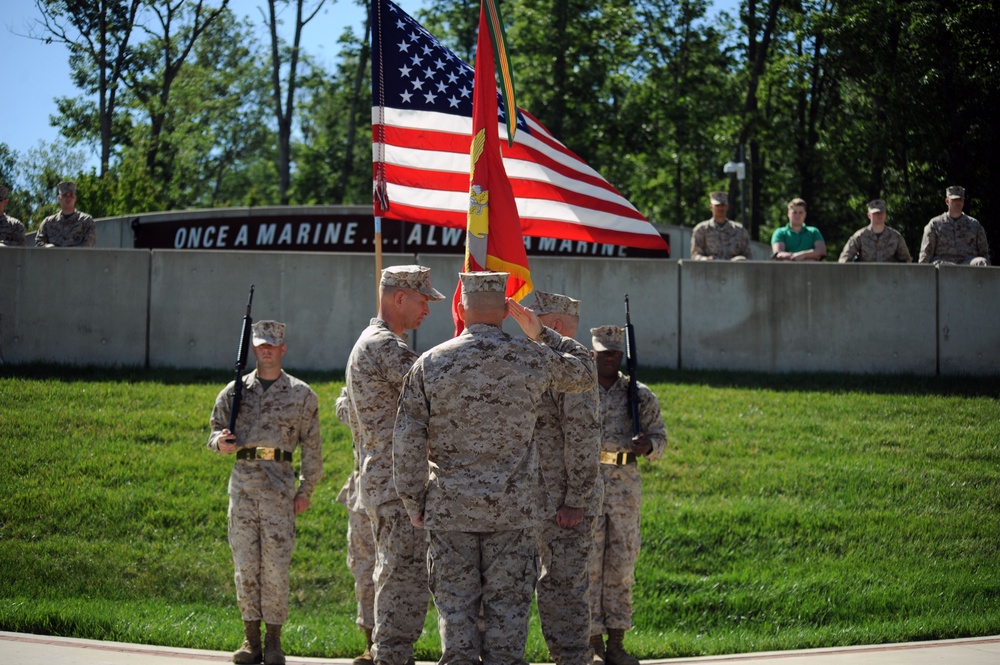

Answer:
[918,219,937,263]
[637,381,667,460]
[208,381,236,450]
[289,380,323,498]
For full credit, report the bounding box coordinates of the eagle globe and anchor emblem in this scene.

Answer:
[467,128,490,266]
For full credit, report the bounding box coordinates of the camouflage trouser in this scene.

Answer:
[429,528,537,665]
[228,475,296,625]
[348,505,376,629]
[536,516,597,665]
[370,500,430,665]
[589,474,641,634]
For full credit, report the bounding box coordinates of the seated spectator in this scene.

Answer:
[35,180,96,248]
[690,191,751,261]
[838,199,912,263]
[919,186,990,266]
[771,198,826,261]
[0,185,26,247]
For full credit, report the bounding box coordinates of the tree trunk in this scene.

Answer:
[268,0,323,205]
[336,9,372,204]
[737,0,781,241]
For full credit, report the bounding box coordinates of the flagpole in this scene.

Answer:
[372,0,386,314]
[374,216,383,312]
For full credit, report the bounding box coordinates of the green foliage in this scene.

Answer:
[294,27,373,206]
[1,141,90,228]
[23,0,1000,259]
[144,9,278,208]
[616,0,742,225]
[2,367,999,658]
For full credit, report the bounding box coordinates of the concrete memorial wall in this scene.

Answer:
[679,261,939,374]
[937,264,1000,375]
[1,246,997,375]
[0,248,149,366]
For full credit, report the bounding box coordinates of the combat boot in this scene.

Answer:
[590,634,606,665]
[604,629,639,665]
[233,620,262,664]
[352,627,374,665]
[263,623,285,665]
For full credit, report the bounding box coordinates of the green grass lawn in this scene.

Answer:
[1,365,998,659]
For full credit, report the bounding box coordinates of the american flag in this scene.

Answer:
[371,0,668,251]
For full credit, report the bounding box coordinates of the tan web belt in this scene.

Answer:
[237,447,293,463]
[600,451,636,466]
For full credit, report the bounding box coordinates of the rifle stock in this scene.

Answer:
[624,294,641,436]
[227,285,255,434]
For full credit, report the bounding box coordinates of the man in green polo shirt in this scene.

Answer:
[771,198,826,261]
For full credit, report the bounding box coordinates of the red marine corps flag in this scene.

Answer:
[370,0,669,328]
[454,0,531,332]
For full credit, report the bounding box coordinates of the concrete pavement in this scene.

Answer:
[3,631,1000,665]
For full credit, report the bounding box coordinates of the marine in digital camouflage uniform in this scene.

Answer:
[335,387,377,665]
[393,272,596,665]
[588,326,666,665]
[838,199,912,263]
[35,181,96,248]
[530,291,603,665]
[0,185,26,247]
[919,186,991,266]
[209,320,324,665]
[690,191,751,261]
[346,265,446,665]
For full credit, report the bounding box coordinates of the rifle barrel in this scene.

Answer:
[228,285,255,434]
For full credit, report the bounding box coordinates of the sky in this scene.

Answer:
[0,0,735,174]
[0,0,376,169]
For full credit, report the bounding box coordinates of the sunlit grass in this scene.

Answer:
[1,365,998,659]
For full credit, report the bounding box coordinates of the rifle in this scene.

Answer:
[624,294,641,437]
[227,285,255,434]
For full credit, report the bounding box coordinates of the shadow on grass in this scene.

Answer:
[3,363,996,398]
[637,367,1000,398]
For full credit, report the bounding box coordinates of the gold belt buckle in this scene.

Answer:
[256,447,276,461]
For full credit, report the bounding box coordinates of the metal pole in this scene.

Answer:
[739,143,747,230]
[374,216,383,312]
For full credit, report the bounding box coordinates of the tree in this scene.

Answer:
[419,0,480,62]
[151,8,278,207]
[620,0,741,225]
[123,0,230,194]
[12,141,89,226]
[295,18,372,205]
[262,0,327,204]
[0,143,32,226]
[733,0,782,241]
[33,0,142,175]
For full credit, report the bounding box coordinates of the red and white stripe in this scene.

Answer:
[372,107,667,250]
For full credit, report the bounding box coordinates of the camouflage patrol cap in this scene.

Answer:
[252,320,286,346]
[946,186,965,199]
[381,265,446,301]
[591,325,625,352]
[867,199,886,213]
[532,290,580,318]
[460,271,508,294]
[710,191,728,205]
[0,185,9,199]
[57,181,77,195]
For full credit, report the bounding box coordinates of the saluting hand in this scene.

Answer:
[507,298,543,340]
